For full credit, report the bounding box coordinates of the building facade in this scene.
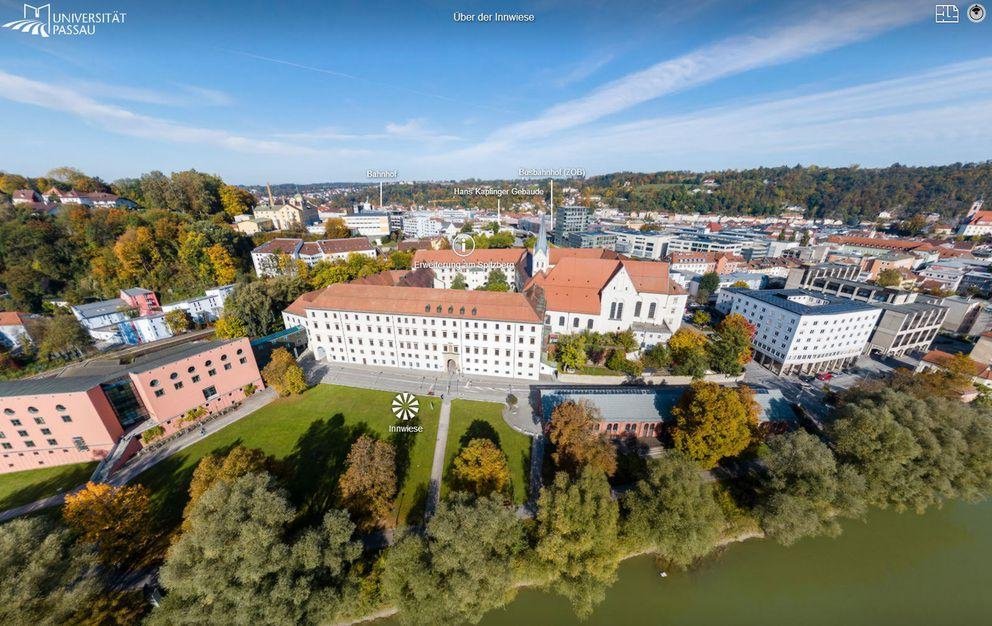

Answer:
[412,248,528,291]
[553,206,591,245]
[0,339,262,473]
[252,237,377,277]
[716,288,882,376]
[284,284,545,380]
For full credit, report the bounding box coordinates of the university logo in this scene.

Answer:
[2,4,51,38]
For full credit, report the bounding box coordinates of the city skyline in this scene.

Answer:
[0,0,988,183]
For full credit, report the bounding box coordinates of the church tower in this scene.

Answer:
[532,211,550,275]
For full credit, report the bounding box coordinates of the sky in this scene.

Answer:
[0,0,989,184]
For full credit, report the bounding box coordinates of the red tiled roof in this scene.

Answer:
[413,248,526,265]
[286,283,542,323]
[621,259,685,295]
[351,268,434,288]
[0,312,26,326]
[921,349,987,377]
[300,237,373,256]
[668,251,743,264]
[827,235,935,252]
[548,247,619,265]
[253,238,303,254]
[525,257,682,314]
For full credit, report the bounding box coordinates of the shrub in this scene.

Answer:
[141,425,165,444]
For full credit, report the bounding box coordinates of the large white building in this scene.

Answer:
[716,288,882,376]
[284,283,545,379]
[605,229,672,260]
[402,214,443,239]
[252,237,377,277]
[412,248,528,291]
[161,284,236,323]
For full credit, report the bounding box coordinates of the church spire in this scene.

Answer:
[532,211,550,275]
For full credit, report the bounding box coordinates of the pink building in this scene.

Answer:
[120,287,161,316]
[0,338,263,473]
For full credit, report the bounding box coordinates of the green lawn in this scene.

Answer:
[443,399,532,503]
[135,384,440,527]
[0,461,97,511]
[577,365,625,376]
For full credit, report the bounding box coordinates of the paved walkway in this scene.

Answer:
[0,388,278,522]
[424,399,451,520]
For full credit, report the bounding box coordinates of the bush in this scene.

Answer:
[141,425,165,444]
[242,383,256,396]
[606,350,643,377]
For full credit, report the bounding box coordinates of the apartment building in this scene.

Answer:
[251,237,377,277]
[0,339,262,473]
[866,301,947,357]
[668,251,745,275]
[161,284,236,323]
[606,229,672,260]
[716,288,882,376]
[283,284,545,380]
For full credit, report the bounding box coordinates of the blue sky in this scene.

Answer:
[0,0,988,183]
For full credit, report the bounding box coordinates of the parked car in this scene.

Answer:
[816,371,834,381]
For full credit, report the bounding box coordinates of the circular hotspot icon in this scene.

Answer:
[392,392,420,421]
[451,232,476,258]
[969,3,986,22]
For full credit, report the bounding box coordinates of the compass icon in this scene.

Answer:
[392,392,420,421]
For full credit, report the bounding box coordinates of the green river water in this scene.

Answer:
[473,500,992,625]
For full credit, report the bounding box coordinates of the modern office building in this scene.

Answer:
[0,338,262,473]
[283,284,545,380]
[606,229,672,260]
[716,288,882,376]
[553,206,591,245]
[567,231,617,249]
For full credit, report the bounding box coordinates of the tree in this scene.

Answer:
[154,473,362,625]
[548,400,617,477]
[383,494,522,624]
[0,518,101,625]
[606,350,643,376]
[668,327,709,379]
[206,244,238,284]
[182,445,275,530]
[262,347,308,396]
[691,310,711,326]
[554,333,587,372]
[323,218,350,239]
[35,314,92,363]
[451,438,511,497]
[480,268,510,292]
[699,271,720,294]
[389,250,412,270]
[830,388,992,512]
[708,313,756,375]
[622,450,725,566]
[670,382,758,469]
[800,230,811,246]
[451,272,468,290]
[213,313,248,338]
[338,435,397,530]
[223,281,276,336]
[641,343,671,370]
[730,280,750,288]
[62,482,155,566]
[535,469,620,619]
[164,309,192,335]
[875,268,902,287]
[757,431,866,546]
[1,265,45,311]
[219,184,256,218]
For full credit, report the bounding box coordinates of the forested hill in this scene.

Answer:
[261,162,992,222]
[582,163,992,222]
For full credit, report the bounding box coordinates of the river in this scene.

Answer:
[476,500,992,625]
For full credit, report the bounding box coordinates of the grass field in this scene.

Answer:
[0,461,97,511]
[443,399,531,503]
[135,384,440,527]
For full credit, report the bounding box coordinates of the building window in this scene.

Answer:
[207,369,217,377]
[170,372,179,380]
[154,389,165,397]
[9,419,20,426]
[61,415,72,423]
[33,417,45,425]
[2,409,13,415]
[40,428,51,435]
[27,406,38,414]
[24,441,35,448]
[47,439,57,446]
[1,443,10,450]
[150,379,159,388]
[224,363,232,371]
[55,404,66,411]
[72,437,88,452]
[239,357,247,364]
[174,382,184,390]
[17,430,28,437]
[634,302,642,317]
[192,375,201,383]
[202,386,218,400]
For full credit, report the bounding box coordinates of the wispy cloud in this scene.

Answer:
[61,80,233,107]
[0,70,334,157]
[465,0,931,154]
[553,53,615,88]
[223,49,512,114]
[276,118,460,143]
[426,58,992,174]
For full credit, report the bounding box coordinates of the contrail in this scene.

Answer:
[221,48,512,114]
